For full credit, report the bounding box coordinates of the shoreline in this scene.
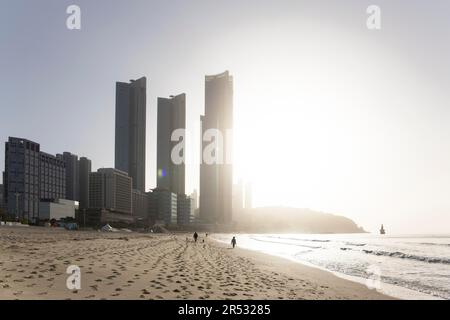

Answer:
[0,226,392,300]
[212,235,442,300]
[211,237,393,300]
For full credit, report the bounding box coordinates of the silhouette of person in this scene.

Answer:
[193,232,198,243]
[231,236,237,249]
[206,233,208,238]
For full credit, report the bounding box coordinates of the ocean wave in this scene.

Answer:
[418,242,450,247]
[362,250,450,265]
[265,236,330,243]
[250,237,322,249]
[344,242,366,247]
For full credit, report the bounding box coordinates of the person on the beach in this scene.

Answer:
[206,233,208,238]
[231,236,237,248]
[193,232,198,243]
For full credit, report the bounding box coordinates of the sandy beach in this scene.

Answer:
[0,226,391,300]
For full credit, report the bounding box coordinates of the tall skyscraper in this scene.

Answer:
[115,77,147,192]
[199,71,234,224]
[78,157,92,210]
[157,93,186,195]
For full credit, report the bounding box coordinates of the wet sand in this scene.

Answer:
[0,226,391,300]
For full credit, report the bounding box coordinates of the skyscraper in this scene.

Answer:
[199,71,234,224]
[78,157,91,210]
[115,77,147,192]
[157,93,186,195]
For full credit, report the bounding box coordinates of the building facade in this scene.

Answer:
[3,137,68,221]
[78,157,92,210]
[59,152,79,201]
[190,189,198,216]
[89,168,132,215]
[150,188,177,225]
[177,194,194,225]
[157,93,186,195]
[39,199,77,221]
[199,71,234,224]
[0,184,5,212]
[132,188,149,219]
[4,137,41,220]
[115,77,147,192]
[39,152,65,201]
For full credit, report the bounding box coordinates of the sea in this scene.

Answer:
[212,233,450,300]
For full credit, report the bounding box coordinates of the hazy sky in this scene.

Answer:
[1,0,450,234]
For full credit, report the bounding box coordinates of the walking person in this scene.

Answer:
[193,232,198,243]
[231,236,237,249]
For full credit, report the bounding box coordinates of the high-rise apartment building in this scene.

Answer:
[157,93,186,195]
[115,77,147,192]
[4,138,41,220]
[199,71,234,224]
[3,137,66,221]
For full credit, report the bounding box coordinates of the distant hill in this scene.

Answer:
[235,207,366,234]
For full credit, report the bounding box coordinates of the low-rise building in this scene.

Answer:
[177,194,194,225]
[150,188,177,225]
[39,199,78,221]
[89,168,132,215]
[85,168,133,228]
[132,189,149,219]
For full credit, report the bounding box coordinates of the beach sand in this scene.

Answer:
[0,226,391,300]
